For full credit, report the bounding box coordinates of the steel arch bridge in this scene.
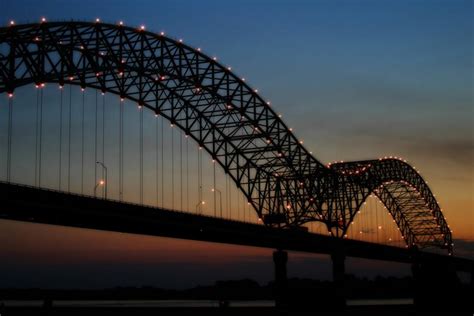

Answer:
[0,21,453,254]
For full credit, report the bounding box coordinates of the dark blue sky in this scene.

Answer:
[0,0,472,288]
[2,0,471,164]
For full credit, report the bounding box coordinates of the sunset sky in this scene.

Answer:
[0,0,472,288]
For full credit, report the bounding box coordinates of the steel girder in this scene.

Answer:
[0,22,453,254]
[329,159,453,253]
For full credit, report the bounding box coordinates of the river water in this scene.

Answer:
[2,298,413,307]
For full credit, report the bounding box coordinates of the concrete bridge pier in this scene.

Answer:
[471,264,474,288]
[273,249,288,312]
[412,257,464,312]
[331,250,346,308]
[470,264,474,310]
[411,260,423,307]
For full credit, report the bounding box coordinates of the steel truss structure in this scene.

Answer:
[0,22,453,253]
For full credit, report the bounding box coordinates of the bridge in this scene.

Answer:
[0,20,472,310]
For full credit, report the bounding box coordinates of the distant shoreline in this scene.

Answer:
[0,275,418,301]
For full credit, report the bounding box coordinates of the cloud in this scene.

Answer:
[404,138,474,168]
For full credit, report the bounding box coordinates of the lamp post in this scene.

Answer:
[94,179,105,197]
[211,188,223,218]
[195,200,205,214]
[96,161,107,199]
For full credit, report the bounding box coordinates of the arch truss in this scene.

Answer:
[0,21,453,254]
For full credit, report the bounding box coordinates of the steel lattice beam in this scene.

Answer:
[0,21,453,254]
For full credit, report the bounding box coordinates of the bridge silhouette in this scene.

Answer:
[0,20,472,310]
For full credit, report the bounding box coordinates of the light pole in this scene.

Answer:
[94,179,105,197]
[211,188,223,218]
[96,161,107,199]
[195,200,205,214]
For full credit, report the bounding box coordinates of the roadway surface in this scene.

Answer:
[0,181,472,272]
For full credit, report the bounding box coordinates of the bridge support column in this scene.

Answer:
[331,250,346,308]
[470,264,474,312]
[411,260,423,308]
[273,249,288,311]
[471,264,474,289]
[412,257,463,312]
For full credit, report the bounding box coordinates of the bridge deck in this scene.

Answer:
[0,182,471,272]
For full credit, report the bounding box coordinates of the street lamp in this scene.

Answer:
[195,200,205,214]
[96,161,107,199]
[211,188,223,218]
[94,179,105,197]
